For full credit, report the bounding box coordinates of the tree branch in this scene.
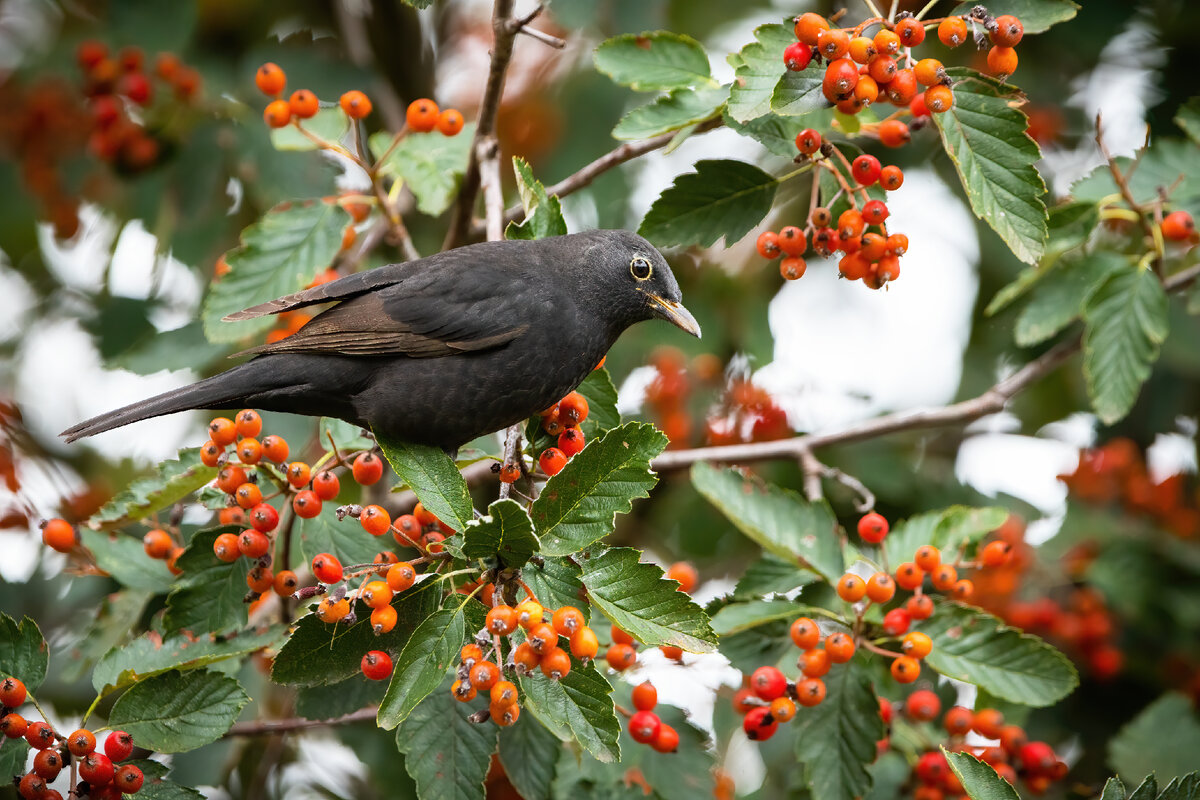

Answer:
[225,707,377,737]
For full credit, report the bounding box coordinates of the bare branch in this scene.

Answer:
[225,707,377,737]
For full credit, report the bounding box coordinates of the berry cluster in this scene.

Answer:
[626,681,680,753]
[525,390,591,479]
[3,676,143,800]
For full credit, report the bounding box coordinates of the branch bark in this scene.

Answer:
[225,707,377,737]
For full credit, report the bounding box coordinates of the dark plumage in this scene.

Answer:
[61,230,700,450]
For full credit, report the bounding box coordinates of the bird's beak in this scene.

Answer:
[647,295,702,338]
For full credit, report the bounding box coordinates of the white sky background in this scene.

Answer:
[0,1,1195,792]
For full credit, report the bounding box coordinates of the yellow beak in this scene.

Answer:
[647,294,702,338]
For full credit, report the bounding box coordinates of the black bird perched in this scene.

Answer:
[61,229,700,451]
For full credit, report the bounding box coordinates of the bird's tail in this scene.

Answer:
[60,361,271,443]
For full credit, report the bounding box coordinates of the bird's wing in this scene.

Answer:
[222,259,422,321]
[232,265,534,359]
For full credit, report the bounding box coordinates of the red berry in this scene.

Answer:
[944,706,973,736]
[795,128,822,155]
[857,512,888,543]
[67,728,96,757]
[80,752,116,785]
[750,665,787,701]
[312,553,344,584]
[361,650,393,680]
[880,165,904,191]
[777,226,806,256]
[77,40,108,70]
[851,155,882,186]
[119,73,152,105]
[905,689,941,721]
[114,764,144,793]
[629,710,661,743]
[991,15,1024,47]
[250,502,279,533]
[756,231,782,259]
[780,256,807,281]
[651,723,679,753]
[1163,210,1195,241]
[862,199,889,225]
[882,607,911,635]
[895,17,925,47]
[783,42,813,72]
[406,98,440,132]
[742,706,778,741]
[632,681,658,711]
[1,676,27,708]
[41,518,76,553]
[916,750,948,783]
[878,119,910,148]
[539,447,568,476]
[558,428,585,457]
[790,617,820,649]
[312,470,340,500]
[352,452,384,485]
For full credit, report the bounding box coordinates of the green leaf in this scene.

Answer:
[612,86,726,140]
[60,590,151,683]
[724,110,811,159]
[118,759,204,800]
[609,686,716,800]
[112,321,229,375]
[272,578,442,686]
[638,159,779,248]
[92,625,282,693]
[1176,97,1200,145]
[719,620,793,675]
[1158,774,1200,800]
[1188,282,1200,316]
[521,556,587,617]
[0,614,47,691]
[943,749,1021,800]
[401,0,434,7]
[577,368,620,436]
[594,32,712,92]
[270,108,350,151]
[950,0,1079,32]
[933,69,1047,264]
[727,23,792,123]
[296,675,386,720]
[397,683,498,800]
[709,599,811,636]
[1109,693,1200,784]
[0,740,30,787]
[521,657,620,763]
[1071,140,1200,209]
[794,660,884,800]
[1083,267,1169,424]
[771,69,826,117]
[320,416,374,452]
[531,422,667,557]
[883,506,1009,571]
[296,509,381,569]
[80,529,175,594]
[499,714,562,800]
[462,499,539,569]
[1130,776,1159,800]
[377,435,474,532]
[733,553,817,598]
[579,547,717,652]
[691,462,843,584]
[203,202,350,343]
[915,602,1078,707]
[1101,776,1128,800]
[370,124,477,216]
[377,605,467,729]
[506,156,568,241]
[108,669,249,753]
[1015,252,1126,346]
[163,527,252,635]
[90,448,218,531]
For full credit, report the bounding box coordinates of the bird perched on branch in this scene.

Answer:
[61,229,700,451]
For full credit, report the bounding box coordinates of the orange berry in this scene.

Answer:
[486,605,519,635]
[866,572,896,604]
[541,646,572,679]
[902,631,933,659]
[143,529,173,559]
[825,632,855,663]
[274,570,298,596]
[890,655,920,683]
[932,564,958,591]
[895,17,925,47]
[800,648,830,678]
[255,62,286,96]
[213,533,240,562]
[469,660,500,690]
[770,696,797,721]
[991,15,1024,47]
[836,573,867,603]
[780,256,806,281]
[873,29,900,56]
[987,46,1018,76]
[665,562,698,593]
[552,606,585,636]
[914,545,941,572]
[436,108,464,136]
[406,98,440,132]
[361,580,393,608]
[914,58,944,87]
[606,643,636,670]
[260,434,289,463]
[848,36,877,64]
[632,681,657,711]
[1162,210,1195,241]
[570,627,600,660]
[490,680,519,707]
[264,100,291,128]
[386,561,416,592]
[796,677,826,707]
[924,84,954,113]
[793,13,830,46]
[289,89,319,119]
[286,461,311,488]
[952,578,975,601]
[790,617,820,649]
[340,90,372,119]
[938,16,968,47]
[878,119,910,148]
[41,518,76,553]
[361,504,391,536]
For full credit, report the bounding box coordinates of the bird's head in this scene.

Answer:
[571,229,701,339]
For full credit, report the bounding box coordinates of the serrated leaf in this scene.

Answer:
[80,529,175,594]
[723,110,809,158]
[915,601,1079,706]
[0,740,29,787]
[1109,692,1200,784]
[727,23,792,123]
[933,69,1047,264]
[531,422,667,557]
[1177,97,1200,145]
[1158,774,1200,800]
[709,599,811,636]
[733,553,817,598]
[108,669,249,752]
[771,68,826,117]
[499,714,562,800]
[272,578,442,686]
[163,527,252,635]
[92,625,282,693]
[1131,776,1159,800]
[91,448,218,530]
[398,683,498,800]
[1083,267,1169,424]
[950,0,1079,32]
[296,509,381,569]
[378,435,474,532]
[370,124,476,216]
[521,556,587,617]
[612,86,726,140]
[638,159,779,248]
[794,659,884,800]
[0,614,47,692]
[61,590,151,683]
[579,547,717,652]
[883,506,1009,571]
[943,749,1021,800]
[377,606,467,729]
[506,156,568,241]
[270,108,349,151]
[1101,776,1129,800]
[1015,251,1125,346]
[691,462,843,583]
[594,31,712,92]
[203,202,349,342]
[720,620,793,674]
[462,499,539,569]
[521,657,621,763]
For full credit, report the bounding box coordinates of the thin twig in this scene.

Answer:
[797,448,825,502]
[497,424,523,501]
[1095,113,1160,273]
[224,707,377,737]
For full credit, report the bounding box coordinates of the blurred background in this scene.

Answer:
[1,0,1199,797]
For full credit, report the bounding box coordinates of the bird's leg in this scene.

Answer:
[497,424,524,500]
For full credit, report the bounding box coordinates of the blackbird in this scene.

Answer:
[61,229,700,451]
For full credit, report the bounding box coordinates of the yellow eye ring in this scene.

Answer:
[630,256,652,280]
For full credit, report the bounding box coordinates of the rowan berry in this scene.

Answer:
[934,705,970,736]
[748,665,786,701]
[340,90,372,119]
[895,17,925,47]
[317,596,350,623]
[513,642,540,673]
[361,650,393,680]
[1162,210,1195,241]
[817,28,850,60]
[285,89,320,119]
[392,515,422,547]
[570,627,600,660]
[891,563,922,592]
[436,108,464,136]
[264,100,291,128]
[865,55,896,86]
[255,63,286,96]
[848,36,877,64]
[879,165,904,191]
[662,563,698,595]
[423,532,446,554]
[237,529,270,559]
[863,199,890,226]
[906,594,934,620]
[938,16,968,47]
[514,599,543,629]
[795,128,822,155]
[914,544,940,572]
[216,465,247,494]
[539,447,568,476]
[797,677,827,707]
[260,435,289,464]
[851,513,887,545]
[205,417,235,447]
[991,15,1024,47]
[40,518,75,553]
[986,46,1018,76]
[490,681,518,708]
[800,647,830,678]
[887,233,909,255]
[312,470,340,500]
[491,701,520,726]
[883,608,911,635]
[0,713,27,740]
[486,604,518,635]
[561,394,592,424]
[771,227,805,258]
[406,98,439,132]
[235,482,262,509]
[910,92,931,119]
[973,707,1004,738]
[793,12,829,45]
[606,643,636,670]
[905,689,941,721]
[849,156,880,188]
[611,626,635,646]
[979,540,1012,568]
[541,647,572,679]
[558,428,585,457]
[220,506,245,524]
[825,632,856,662]
[247,502,278,533]
[114,764,144,793]
[951,579,974,601]
[783,42,813,72]
[498,463,522,483]
[756,231,781,259]
[77,39,108,70]
[861,233,888,261]
[213,533,240,562]
[837,573,867,602]
[1000,724,1028,753]
[104,730,133,762]
[915,750,948,784]
[866,572,896,603]
[901,631,933,659]
[885,69,919,105]
[873,28,901,56]
[911,58,942,88]
[80,752,115,785]
[359,580,391,609]
[631,681,658,712]
[312,553,343,584]
[137,528,171,560]
[931,564,957,591]
[360,505,391,536]
[890,655,920,683]
[348,453,382,486]
[18,773,47,799]
[541,412,566,437]
[790,617,820,649]
[660,645,684,661]
[526,622,558,654]
[810,207,832,228]
[878,119,910,147]
[246,566,273,594]
[274,570,298,596]
[924,84,954,113]
[0,677,26,709]
[365,604,395,634]
[822,57,858,98]
[777,256,804,281]
[836,252,867,281]
[839,209,866,240]
[458,643,484,668]
[625,709,661,744]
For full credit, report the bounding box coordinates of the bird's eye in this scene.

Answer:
[630,256,653,281]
